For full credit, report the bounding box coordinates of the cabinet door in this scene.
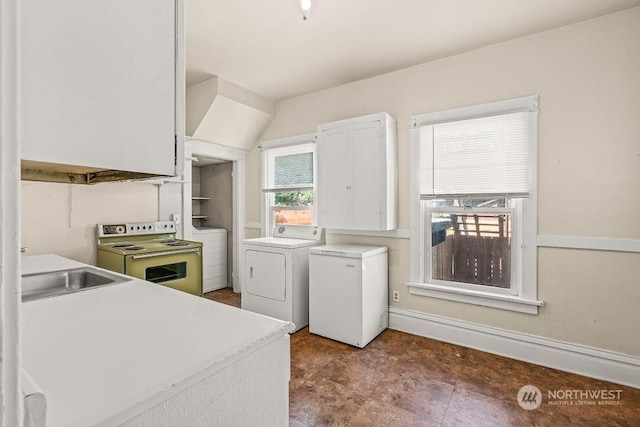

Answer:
[245,250,286,302]
[318,127,353,228]
[21,0,179,175]
[352,121,382,230]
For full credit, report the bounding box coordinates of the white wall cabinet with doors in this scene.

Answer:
[316,113,397,231]
[20,0,185,184]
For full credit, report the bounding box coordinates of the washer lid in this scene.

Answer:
[242,237,324,249]
[310,244,388,259]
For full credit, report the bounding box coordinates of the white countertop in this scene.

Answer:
[22,255,294,427]
[21,254,88,275]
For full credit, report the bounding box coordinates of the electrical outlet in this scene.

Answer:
[392,290,400,302]
[172,213,181,225]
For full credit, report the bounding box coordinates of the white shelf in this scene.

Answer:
[141,179,188,185]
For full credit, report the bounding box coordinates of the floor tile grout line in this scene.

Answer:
[440,374,461,426]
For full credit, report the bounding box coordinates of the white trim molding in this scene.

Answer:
[326,228,411,239]
[258,133,316,150]
[245,221,262,230]
[407,282,543,315]
[185,137,248,160]
[389,307,640,389]
[537,235,640,253]
[183,139,247,293]
[1,0,22,423]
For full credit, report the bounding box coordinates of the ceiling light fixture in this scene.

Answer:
[301,0,311,20]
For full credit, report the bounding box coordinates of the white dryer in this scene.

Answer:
[241,225,324,331]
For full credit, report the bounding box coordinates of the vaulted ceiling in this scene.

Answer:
[186,0,640,101]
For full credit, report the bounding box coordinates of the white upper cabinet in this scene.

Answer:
[317,113,397,231]
[20,0,184,184]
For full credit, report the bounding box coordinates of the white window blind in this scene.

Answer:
[419,111,534,199]
[262,144,315,193]
[274,152,313,187]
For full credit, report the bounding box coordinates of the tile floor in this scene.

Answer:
[205,288,640,426]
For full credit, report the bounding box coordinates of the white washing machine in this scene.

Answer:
[241,225,324,331]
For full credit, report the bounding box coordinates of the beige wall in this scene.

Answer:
[247,8,640,355]
[21,181,158,265]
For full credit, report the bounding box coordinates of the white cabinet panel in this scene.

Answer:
[20,0,184,182]
[193,229,227,291]
[317,113,397,231]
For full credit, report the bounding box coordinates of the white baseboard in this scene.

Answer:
[389,307,640,388]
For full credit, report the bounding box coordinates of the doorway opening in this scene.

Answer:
[182,139,246,293]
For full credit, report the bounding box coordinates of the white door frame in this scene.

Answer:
[1,0,22,423]
[183,138,246,293]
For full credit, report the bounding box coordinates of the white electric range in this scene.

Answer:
[96,221,203,296]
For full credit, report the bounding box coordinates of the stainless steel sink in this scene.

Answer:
[22,267,130,302]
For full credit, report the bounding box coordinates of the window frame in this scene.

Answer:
[424,200,519,295]
[260,134,317,236]
[408,96,543,314]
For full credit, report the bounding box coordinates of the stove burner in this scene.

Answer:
[125,246,145,251]
[165,241,190,247]
[113,243,133,248]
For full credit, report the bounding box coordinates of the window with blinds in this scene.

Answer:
[262,142,316,227]
[408,96,540,312]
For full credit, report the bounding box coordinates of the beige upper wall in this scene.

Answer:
[21,181,158,265]
[248,8,640,355]
[256,7,640,237]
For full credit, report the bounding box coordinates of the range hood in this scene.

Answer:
[186,77,274,152]
[20,161,165,185]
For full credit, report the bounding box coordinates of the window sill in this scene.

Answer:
[406,282,544,315]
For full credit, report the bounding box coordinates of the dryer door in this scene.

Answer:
[245,249,286,301]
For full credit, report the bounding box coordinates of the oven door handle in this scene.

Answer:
[131,248,200,259]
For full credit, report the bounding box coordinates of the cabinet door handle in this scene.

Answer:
[250,266,253,279]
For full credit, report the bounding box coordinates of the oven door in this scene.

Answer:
[125,248,202,296]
